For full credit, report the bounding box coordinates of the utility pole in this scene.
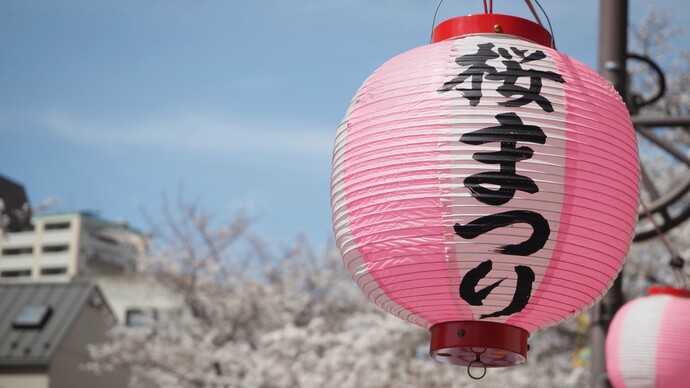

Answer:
[591,0,628,387]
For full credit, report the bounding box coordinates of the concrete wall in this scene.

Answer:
[0,214,77,282]
[90,274,180,323]
[0,373,48,388]
[0,213,148,282]
[48,291,129,388]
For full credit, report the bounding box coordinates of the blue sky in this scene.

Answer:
[1,0,688,247]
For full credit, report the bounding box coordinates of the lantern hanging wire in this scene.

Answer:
[524,0,543,26]
[429,0,444,43]
[640,198,688,289]
[528,0,557,49]
[430,0,557,48]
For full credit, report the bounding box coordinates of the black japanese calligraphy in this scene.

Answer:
[458,260,535,319]
[459,260,502,306]
[453,210,550,256]
[443,41,563,320]
[437,43,499,106]
[440,43,565,111]
[487,46,565,112]
[461,112,546,206]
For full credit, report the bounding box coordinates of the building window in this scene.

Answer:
[44,222,70,230]
[40,267,67,276]
[12,305,53,329]
[0,269,31,278]
[95,234,118,245]
[42,245,69,253]
[125,308,158,328]
[125,308,145,328]
[1,247,33,256]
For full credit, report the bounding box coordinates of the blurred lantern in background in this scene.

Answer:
[330,9,639,376]
[606,286,690,388]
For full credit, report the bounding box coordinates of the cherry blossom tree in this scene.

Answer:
[84,200,587,387]
[625,7,690,298]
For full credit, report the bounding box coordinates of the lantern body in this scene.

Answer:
[331,15,639,366]
[606,288,690,388]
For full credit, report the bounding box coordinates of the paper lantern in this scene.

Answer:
[330,14,639,370]
[606,286,690,388]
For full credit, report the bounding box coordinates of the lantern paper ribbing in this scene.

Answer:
[331,19,639,367]
[606,289,690,388]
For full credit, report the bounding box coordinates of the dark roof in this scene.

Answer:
[0,282,106,366]
[0,175,32,232]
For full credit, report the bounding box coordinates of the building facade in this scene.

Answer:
[0,282,129,388]
[0,212,178,323]
[0,212,147,282]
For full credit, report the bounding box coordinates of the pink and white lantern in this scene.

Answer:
[330,14,640,369]
[606,286,690,388]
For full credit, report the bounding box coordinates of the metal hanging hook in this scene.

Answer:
[467,354,487,380]
[431,0,490,43]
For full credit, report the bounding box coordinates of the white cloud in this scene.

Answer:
[5,109,334,158]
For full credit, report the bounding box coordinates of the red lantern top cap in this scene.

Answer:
[648,285,690,298]
[432,14,553,48]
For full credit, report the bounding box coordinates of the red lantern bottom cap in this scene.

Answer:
[648,285,690,297]
[429,321,529,367]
